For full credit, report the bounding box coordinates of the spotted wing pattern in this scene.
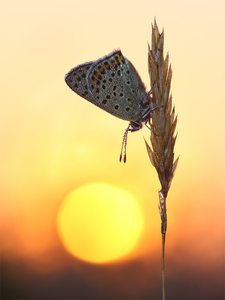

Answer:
[87,50,149,122]
[65,50,150,123]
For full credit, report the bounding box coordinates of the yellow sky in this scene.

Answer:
[0,0,224,268]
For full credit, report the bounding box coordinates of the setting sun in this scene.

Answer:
[56,182,144,264]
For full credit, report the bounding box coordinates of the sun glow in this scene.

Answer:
[57,182,144,264]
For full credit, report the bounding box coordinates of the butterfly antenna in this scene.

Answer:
[119,125,130,163]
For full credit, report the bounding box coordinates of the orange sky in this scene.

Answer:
[1,0,225,298]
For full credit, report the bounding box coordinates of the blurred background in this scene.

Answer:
[1,0,225,299]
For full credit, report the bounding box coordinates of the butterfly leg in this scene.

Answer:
[119,122,142,163]
[143,104,164,130]
[145,120,151,130]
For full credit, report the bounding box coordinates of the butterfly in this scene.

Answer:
[65,50,155,162]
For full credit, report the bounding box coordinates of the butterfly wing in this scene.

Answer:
[65,62,94,102]
[87,50,149,122]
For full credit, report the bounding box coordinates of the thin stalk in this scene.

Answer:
[162,232,166,300]
[159,191,167,300]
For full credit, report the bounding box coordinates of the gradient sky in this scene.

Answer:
[1,0,225,299]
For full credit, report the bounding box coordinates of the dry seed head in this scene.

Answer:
[145,20,179,197]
